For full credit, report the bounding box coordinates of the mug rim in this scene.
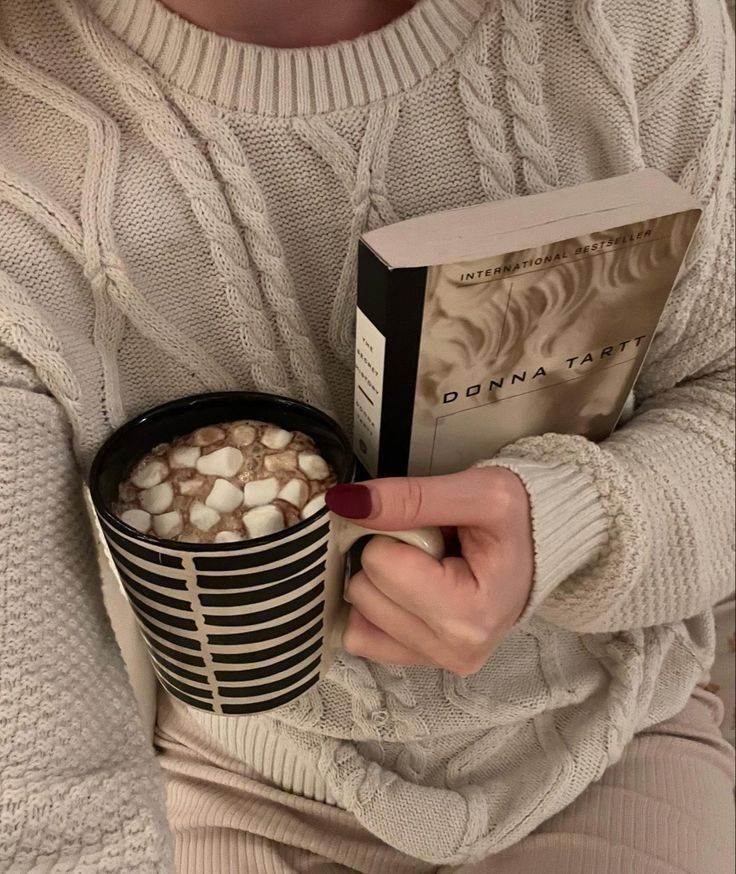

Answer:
[88,391,352,552]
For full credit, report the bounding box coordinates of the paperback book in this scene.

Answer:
[353,169,700,477]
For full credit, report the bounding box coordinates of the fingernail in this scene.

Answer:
[325,483,373,519]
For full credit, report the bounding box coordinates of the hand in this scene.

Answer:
[325,467,534,677]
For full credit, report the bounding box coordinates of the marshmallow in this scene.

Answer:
[243,476,279,507]
[264,450,298,472]
[230,424,256,446]
[153,510,183,539]
[131,459,168,489]
[261,426,292,450]
[197,447,244,478]
[206,479,244,513]
[243,505,284,539]
[214,530,242,544]
[298,452,330,480]
[140,482,174,514]
[190,501,221,532]
[278,478,308,508]
[179,476,206,496]
[192,426,226,446]
[170,446,201,469]
[301,493,327,519]
[120,509,152,533]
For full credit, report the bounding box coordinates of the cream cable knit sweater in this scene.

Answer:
[0,0,733,869]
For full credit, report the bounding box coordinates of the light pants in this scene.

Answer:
[157,687,735,874]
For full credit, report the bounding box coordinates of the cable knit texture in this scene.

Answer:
[0,0,733,868]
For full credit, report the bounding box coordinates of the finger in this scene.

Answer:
[326,467,517,530]
[343,609,434,667]
[346,570,439,658]
[360,536,478,624]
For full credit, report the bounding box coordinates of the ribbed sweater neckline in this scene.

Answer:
[84,0,486,115]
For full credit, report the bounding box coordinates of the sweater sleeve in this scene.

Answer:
[0,347,172,871]
[481,4,735,634]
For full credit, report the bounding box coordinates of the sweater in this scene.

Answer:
[0,0,733,869]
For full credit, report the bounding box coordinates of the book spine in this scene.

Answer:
[354,244,427,478]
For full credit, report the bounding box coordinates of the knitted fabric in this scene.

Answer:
[0,0,733,868]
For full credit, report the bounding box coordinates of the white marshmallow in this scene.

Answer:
[278,478,308,508]
[192,426,225,446]
[140,482,174,514]
[298,452,330,480]
[153,510,183,539]
[120,509,152,533]
[131,459,168,489]
[206,479,244,513]
[170,446,201,469]
[264,450,298,472]
[261,426,292,450]
[242,476,279,507]
[214,530,242,544]
[243,505,284,539]
[230,424,256,446]
[301,494,327,519]
[190,501,221,532]
[196,447,244,478]
[179,476,206,496]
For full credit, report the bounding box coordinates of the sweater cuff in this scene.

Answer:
[475,457,609,620]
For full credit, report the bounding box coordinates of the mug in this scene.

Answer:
[89,392,443,716]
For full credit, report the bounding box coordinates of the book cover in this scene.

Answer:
[353,170,701,478]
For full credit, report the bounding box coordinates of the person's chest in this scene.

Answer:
[2,1,648,453]
[102,62,642,422]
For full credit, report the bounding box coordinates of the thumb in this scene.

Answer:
[325,469,504,531]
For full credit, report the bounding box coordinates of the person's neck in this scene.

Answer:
[159,0,418,48]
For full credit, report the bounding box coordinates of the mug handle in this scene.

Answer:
[332,516,445,561]
[321,518,444,659]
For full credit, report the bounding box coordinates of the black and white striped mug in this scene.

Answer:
[89,392,443,716]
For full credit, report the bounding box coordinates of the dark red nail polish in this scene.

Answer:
[325,483,373,519]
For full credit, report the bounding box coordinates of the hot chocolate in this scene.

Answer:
[114,420,336,543]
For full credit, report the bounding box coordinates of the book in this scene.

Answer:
[353,169,701,478]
